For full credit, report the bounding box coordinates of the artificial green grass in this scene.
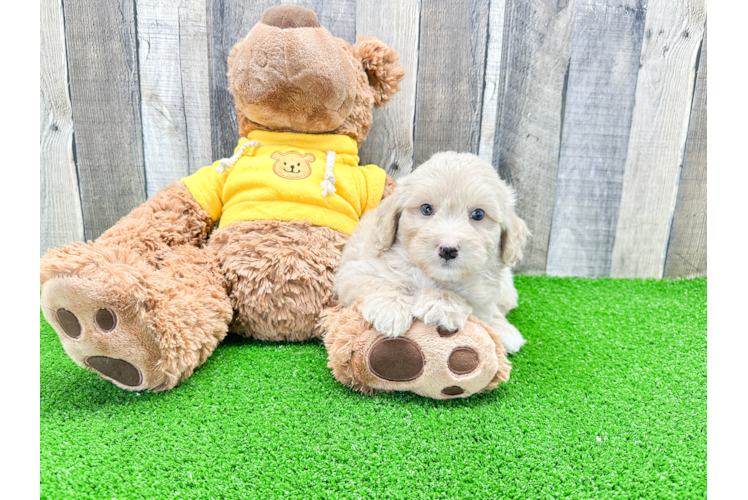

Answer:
[40,276,706,499]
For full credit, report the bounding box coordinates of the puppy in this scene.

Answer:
[333,151,530,353]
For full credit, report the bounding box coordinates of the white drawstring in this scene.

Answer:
[216,140,260,173]
[320,150,336,196]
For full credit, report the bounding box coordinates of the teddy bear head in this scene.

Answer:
[227,5,405,146]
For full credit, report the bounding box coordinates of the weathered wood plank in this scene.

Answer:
[492,0,577,274]
[477,0,507,164]
[546,0,646,277]
[63,0,146,240]
[208,0,356,160]
[355,0,420,179]
[610,0,706,278]
[136,0,213,197]
[413,0,490,165]
[665,27,707,278]
[41,0,84,255]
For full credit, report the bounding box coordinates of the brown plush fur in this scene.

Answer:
[353,37,406,109]
[480,317,513,392]
[228,22,358,134]
[39,181,227,391]
[93,181,214,267]
[319,304,511,399]
[39,5,404,392]
[381,173,396,200]
[319,304,376,393]
[329,39,375,146]
[229,9,404,146]
[40,243,231,392]
[261,4,320,29]
[209,220,348,341]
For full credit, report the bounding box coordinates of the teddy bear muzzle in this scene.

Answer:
[260,5,321,29]
[227,6,357,133]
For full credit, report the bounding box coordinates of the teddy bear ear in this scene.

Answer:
[353,36,405,108]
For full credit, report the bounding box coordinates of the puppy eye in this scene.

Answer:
[470,208,485,221]
[421,204,434,216]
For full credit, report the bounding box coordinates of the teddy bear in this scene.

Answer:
[40,5,512,399]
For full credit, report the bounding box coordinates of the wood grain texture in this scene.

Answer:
[477,0,507,164]
[41,0,84,255]
[546,0,646,277]
[63,0,146,240]
[665,27,706,278]
[610,0,706,278]
[136,0,213,197]
[355,0,420,179]
[492,0,577,274]
[208,0,356,160]
[413,0,490,164]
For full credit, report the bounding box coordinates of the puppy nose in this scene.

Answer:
[438,246,459,261]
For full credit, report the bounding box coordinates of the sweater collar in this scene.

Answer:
[240,130,359,156]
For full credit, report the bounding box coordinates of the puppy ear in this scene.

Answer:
[270,152,283,160]
[303,153,315,162]
[353,36,405,108]
[373,189,402,251]
[500,211,529,268]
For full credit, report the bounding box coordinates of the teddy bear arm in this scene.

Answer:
[94,180,214,257]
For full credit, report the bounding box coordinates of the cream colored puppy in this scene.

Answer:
[334,152,530,353]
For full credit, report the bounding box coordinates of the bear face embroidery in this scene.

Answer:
[271,151,315,180]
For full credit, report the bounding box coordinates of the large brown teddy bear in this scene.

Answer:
[40,5,403,391]
[40,5,512,399]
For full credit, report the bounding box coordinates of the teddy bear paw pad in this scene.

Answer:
[448,347,480,374]
[368,337,425,381]
[355,319,507,399]
[41,277,161,391]
[85,356,143,387]
[54,308,82,338]
[94,308,118,332]
[441,386,465,396]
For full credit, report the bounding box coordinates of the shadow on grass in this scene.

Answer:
[42,314,526,414]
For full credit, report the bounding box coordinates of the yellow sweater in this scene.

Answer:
[182,130,387,235]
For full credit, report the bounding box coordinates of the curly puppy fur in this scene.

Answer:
[334,152,530,354]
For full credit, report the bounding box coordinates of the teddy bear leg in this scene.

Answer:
[208,220,347,342]
[40,181,231,391]
[41,244,232,391]
[320,305,512,399]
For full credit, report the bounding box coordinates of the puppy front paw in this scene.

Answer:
[360,295,414,337]
[491,316,526,354]
[413,288,471,333]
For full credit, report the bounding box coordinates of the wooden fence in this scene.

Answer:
[40,0,707,278]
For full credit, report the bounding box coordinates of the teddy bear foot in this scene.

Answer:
[41,244,232,391]
[41,275,163,390]
[320,305,512,399]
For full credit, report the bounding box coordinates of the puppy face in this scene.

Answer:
[375,152,528,281]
